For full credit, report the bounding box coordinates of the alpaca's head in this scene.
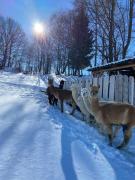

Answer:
[89,85,100,97]
[81,88,89,97]
[48,78,53,87]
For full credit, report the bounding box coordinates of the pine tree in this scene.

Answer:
[69,0,94,75]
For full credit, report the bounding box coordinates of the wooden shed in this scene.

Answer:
[88,57,135,77]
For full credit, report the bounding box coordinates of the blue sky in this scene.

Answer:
[0,0,73,34]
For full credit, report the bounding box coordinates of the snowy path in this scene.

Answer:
[0,72,135,180]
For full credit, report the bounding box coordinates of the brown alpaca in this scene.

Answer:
[90,85,135,149]
[47,85,76,114]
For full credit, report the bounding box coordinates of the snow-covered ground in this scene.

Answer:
[0,71,135,180]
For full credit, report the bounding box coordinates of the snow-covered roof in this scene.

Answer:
[87,57,135,73]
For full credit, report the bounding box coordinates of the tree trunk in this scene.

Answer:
[109,0,115,62]
[122,0,134,58]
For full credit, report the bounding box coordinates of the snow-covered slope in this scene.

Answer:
[0,71,135,180]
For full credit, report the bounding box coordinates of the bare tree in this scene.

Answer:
[0,17,26,71]
[50,11,74,75]
[25,35,52,75]
[87,0,135,65]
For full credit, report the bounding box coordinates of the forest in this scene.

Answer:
[0,0,134,76]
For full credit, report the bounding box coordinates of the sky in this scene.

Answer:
[0,0,73,35]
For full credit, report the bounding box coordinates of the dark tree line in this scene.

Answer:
[50,0,94,76]
[69,0,94,75]
[0,0,134,75]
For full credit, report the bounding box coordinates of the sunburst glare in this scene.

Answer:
[33,22,45,36]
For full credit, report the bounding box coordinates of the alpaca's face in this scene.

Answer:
[81,88,89,97]
[90,85,100,97]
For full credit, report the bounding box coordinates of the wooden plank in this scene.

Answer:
[64,81,68,89]
[122,75,129,103]
[90,76,93,85]
[93,77,98,86]
[78,80,82,91]
[86,79,91,89]
[98,76,103,99]
[115,75,123,102]
[109,75,115,101]
[103,75,109,100]
[81,79,86,88]
[129,76,134,105]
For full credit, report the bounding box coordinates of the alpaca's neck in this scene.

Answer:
[91,97,100,114]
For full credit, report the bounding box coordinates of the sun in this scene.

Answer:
[33,22,45,36]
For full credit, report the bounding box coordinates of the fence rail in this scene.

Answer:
[64,75,135,105]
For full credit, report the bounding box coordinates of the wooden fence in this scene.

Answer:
[64,74,135,105]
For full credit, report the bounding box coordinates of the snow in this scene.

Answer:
[0,71,135,180]
[89,56,135,70]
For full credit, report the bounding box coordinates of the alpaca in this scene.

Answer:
[71,84,90,120]
[81,88,94,115]
[90,85,135,148]
[47,85,76,114]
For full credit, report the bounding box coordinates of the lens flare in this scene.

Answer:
[33,22,45,35]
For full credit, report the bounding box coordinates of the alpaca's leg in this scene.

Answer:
[70,108,76,115]
[106,125,113,146]
[70,99,76,115]
[112,126,121,139]
[117,126,132,149]
[61,100,64,113]
[48,95,53,105]
[54,98,58,106]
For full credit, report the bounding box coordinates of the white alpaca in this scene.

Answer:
[71,84,80,105]
[71,84,90,118]
[81,88,93,116]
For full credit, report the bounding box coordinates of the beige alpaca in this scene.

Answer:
[90,85,135,148]
[84,86,121,137]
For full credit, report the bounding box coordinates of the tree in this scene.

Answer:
[69,0,94,75]
[50,11,74,75]
[0,17,26,70]
[121,0,134,58]
[87,0,135,64]
[25,35,52,75]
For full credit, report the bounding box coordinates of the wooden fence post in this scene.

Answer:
[103,75,109,100]
[86,79,90,89]
[98,76,103,99]
[109,75,115,101]
[115,75,123,102]
[93,77,98,86]
[129,76,134,105]
[122,75,129,103]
